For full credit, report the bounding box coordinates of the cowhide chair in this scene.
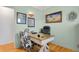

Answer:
[20,28,32,51]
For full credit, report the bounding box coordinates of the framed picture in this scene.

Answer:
[46,11,62,23]
[28,17,35,27]
[17,12,26,24]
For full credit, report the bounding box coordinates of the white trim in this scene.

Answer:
[0,41,14,45]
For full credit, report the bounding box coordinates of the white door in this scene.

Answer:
[0,7,15,45]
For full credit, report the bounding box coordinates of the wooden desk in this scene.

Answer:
[29,33,55,52]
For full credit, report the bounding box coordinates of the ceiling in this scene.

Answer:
[33,6,49,10]
[7,6,50,10]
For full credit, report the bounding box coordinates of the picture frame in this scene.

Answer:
[17,12,26,24]
[28,17,35,27]
[45,11,62,23]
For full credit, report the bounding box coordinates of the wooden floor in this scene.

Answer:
[0,43,26,52]
[0,42,74,52]
[48,42,74,52]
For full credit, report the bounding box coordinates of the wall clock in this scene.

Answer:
[68,11,77,21]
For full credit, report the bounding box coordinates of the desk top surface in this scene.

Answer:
[29,33,54,41]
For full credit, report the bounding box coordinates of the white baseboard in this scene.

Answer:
[0,40,14,45]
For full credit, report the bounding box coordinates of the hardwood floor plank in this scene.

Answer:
[48,42,74,52]
[0,43,26,52]
[0,42,75,52]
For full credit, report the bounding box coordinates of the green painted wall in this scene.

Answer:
[10,6,45,48]
[10,6,79,51]
[13,6,44,33]
[43,6,79,51]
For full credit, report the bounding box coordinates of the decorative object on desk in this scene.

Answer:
[45,11,62,23]
[37,34,40,37]
[17,12,26,24]
[68,11,77,21]
[28,17,35,27]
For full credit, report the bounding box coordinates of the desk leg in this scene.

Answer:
[39,44,49,52]
[44,44,49,52]
[39,46,45,52]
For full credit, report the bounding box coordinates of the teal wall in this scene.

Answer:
[10,6,79,51]
[10,6,45,48]
[43,6,79,51]
[13,6,44,33]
